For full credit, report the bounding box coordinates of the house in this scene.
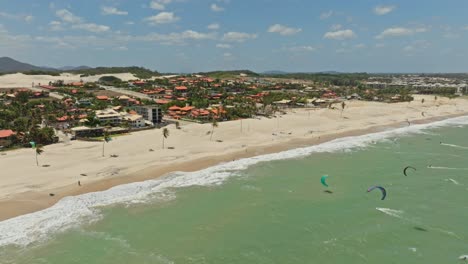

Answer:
[0,129,16,147]
[96,95,109,101]
[122,114,145,128]
[71,126,104,138]
[95,109,122,126]
[134,105,163,125]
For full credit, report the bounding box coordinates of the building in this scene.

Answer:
[71,126,104,138]
[122,114,145,128]
[134,105,163,125]
[95,109,122,126]
[0,129,16,147]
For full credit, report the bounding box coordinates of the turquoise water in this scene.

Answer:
[2,120,468,263]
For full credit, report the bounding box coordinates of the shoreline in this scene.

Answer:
[0,111,466,222]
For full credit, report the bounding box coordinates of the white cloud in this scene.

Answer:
[222,31,257,42]
[355,43,366,49]
[223,52,232,57]
[376,43,385,48]
[403,45,413,52]
[145,12,179,25]
[24,15,34,22]
[150,0,172,10]
[330,24,342,31]
[125,21,135,25]
[0,12,34,22]
[115,46,128,51]
[320,10,333,20]
[376,27,427,39]
[207,23,220,30]
[288,46,316,52]
[56,9,82,24]
[49,21,63,31]
[267,24,302,36]
[137,30,216,45]
[216,43,231,49]
[72,23,110,33]
[102,6,128,16]
[323,29,356,40]
[211,3,225,12]
[374,5,396,15]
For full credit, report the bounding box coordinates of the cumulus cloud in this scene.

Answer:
[0,12,34,22]
[211,3,224,12]
[323,29,356,40]
[72,23,110,33]
[267,24,302,36]
[375,26,427,39]
[102,6,128,16]
[56,9,82,23]
[222,32,257,42]
[374,5,396,15]
[145,12,179,25]
[136,30,216,45]
[330,24,342,31]
[355,43,366,49]
[150,0,172,10]
[207,23,220,30]
[319,10,333,20]
[216,43,231,49]
[288,46,316,52]
[49,21,63,31]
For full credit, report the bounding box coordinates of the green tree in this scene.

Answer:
[162,128,169,149]
[341,101,346,117]
[210,119,218,141]
[35,144,44,166]
[102,131,111,157]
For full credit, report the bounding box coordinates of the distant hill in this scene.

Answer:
[263,70,289,75]
[199,70,260,79]
[0,57,51,73]
[58,66,92,71]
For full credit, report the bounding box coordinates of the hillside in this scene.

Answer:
[199,70,260,79]
[0,57,49,73]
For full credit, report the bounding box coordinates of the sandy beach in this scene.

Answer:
[0,94,467,221]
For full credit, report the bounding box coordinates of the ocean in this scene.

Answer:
[1,116,468,263]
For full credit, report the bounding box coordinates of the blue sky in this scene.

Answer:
[1,0,468,73]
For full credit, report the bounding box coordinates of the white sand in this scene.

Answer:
[0,72,139,88]
[0,94,466,203]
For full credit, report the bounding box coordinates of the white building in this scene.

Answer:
[122,114,145,128]
[95,109,122,126]
[134,105,163,125]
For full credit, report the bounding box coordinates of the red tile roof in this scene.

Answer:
[0,129,15,138]
[169,106,181,111]
[96,95,109,100]
[175,86,188,91]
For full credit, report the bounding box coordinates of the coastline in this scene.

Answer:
[0,107,466,222]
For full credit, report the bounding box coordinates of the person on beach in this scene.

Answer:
[78,181,81,186]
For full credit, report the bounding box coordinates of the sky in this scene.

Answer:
[1,0,468,73]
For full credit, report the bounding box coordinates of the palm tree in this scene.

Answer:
[162,128,169,149]
[210,119,218,141]
[340,101,346,117]
[35,144,44,166]
[102,131,111,157]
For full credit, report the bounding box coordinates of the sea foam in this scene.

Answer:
[1,115,468,247]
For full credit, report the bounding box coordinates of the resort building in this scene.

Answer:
[122,114,145,128]
[95,109,122,126]
[134,105,163,125]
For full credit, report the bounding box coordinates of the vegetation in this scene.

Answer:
[199,70,260,79]
[210,119,218,141]
[23,70,61,76]
[162,128,169,149]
